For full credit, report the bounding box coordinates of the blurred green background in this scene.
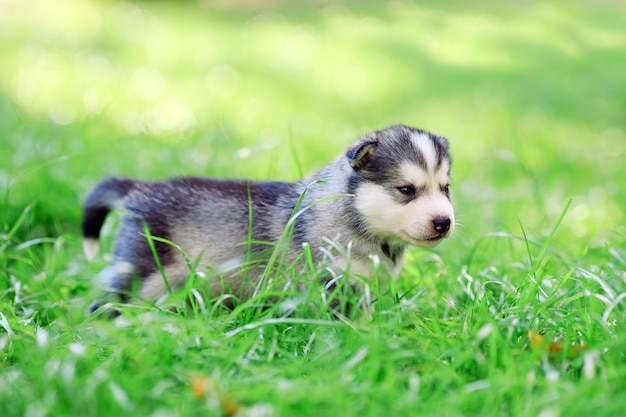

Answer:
[1,0,625,259]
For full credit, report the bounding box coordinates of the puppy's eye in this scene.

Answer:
[397,185,415,195]
[441,184,450,194]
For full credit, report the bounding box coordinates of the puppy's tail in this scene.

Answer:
[82,177,136,261]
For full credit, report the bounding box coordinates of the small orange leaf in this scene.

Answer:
[218,391,241,417]
[527,330,588,360]
[528,330,545,350]
[190,375,214,398]
[190,375,240,416]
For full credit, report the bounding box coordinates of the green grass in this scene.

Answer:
[1,0,626,416]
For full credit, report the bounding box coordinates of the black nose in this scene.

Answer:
[433,216,451,234]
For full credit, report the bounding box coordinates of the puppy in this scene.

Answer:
[83,125,454,313]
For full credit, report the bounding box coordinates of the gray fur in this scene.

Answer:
[83,124,454,312]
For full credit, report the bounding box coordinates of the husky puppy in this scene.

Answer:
[83,125,454,313]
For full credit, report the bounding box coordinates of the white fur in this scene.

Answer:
[399,161,450,189]
[410,132,438,172]
[83,238,99,261]
[97,261,135,289]
[139,255,259,302]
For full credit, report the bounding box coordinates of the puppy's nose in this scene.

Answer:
[433,216,451,234]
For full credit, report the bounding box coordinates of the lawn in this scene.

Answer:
[1,0,625,416]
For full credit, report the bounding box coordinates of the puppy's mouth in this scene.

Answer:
[426,233,448,242]
[400,231,449,247]
[420,234,447,246]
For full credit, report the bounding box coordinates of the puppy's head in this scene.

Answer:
[347,125,454,247]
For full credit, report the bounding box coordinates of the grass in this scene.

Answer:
[1,0,626,416]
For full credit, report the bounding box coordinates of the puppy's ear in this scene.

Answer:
[346,139,378,169]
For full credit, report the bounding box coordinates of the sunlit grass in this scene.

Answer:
[1,0,625,416]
